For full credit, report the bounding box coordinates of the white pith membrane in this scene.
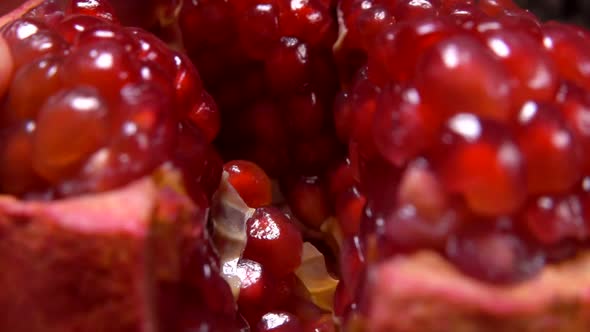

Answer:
[211,170,339,312]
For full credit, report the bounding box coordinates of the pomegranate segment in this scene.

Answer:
[334,0,590,328]
[0,1,236,332]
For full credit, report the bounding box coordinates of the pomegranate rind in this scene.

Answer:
[0,170,205,332]
[359,250,590,332]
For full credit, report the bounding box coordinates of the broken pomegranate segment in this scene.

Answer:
[0,1,237,331]
[334,0,590,330]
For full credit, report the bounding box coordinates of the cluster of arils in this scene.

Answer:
[175,0,344,179]
[332,0,590,323]
[0,0,221,201]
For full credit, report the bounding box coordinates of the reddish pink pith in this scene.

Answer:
[332,1,590,314]
[0,0,219,200]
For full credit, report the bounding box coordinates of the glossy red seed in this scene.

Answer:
[291,134,343,175]
[237,0,280,60]
[66,0,119,23]
[243,207,303,277]
[61,40,138,97]
[187,92,220,143]
[257,311,303,332]
[516,101,582,195]
[0,123,42,195]
[264,37,310,93]
[236,259,278,325]
[335,186,366,237]
[223,160,273,208]
[277,0,334,47]
[523,194,588,245]
[3,18,69,69]
[446,218,546,284]
[327,159,357,198]
[542,22,590,91]
[437,114,527,216]
[373,85,441,166]
[368,18,457,85]
[283,92,325,138]
[477,0,519,17]
[378,201,463,253]
[75,25,138,52]
[480,28,558,106]
[415,34,513,122]
[32,86,108,183]
[8,56,63,121]
[285,176,332,229]
[559,83,590,173]
[393,0,440,22]
[57,14,109,43]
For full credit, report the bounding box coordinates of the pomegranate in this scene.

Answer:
[3,0,590,331]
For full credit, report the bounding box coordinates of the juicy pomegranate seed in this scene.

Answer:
[415,34,514,122]
[437,114,527,216]
[372,85,440,166]
[243,207,303,277]
[446,218,546,284]
[523,194,588,245]
[257,311,303,332]
[223,160,273,208]
[8,56,63,121]
[516,101,582,195]
[66,0,118,23]
[284,176,332,229]
[479,26,559,105]
[542,22,590,90]
[32,86,108,183]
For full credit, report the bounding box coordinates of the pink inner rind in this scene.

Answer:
[0,176,200,332]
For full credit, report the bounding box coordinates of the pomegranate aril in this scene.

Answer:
[32,86,108,183]
[57,14,110,43]
[559,83,590,172]
[7,56,63,121]
[66,0,118,23]
[283,92,326,138]
[276,0,335,47]
[2,19,69,69]
[243,206,303,277]
[284,175,332,229]
[446,218,546,284]
[373,85,440,166]
[368,18,458,85]
[542,22,590,90]
[61,40,138,96]
[264,37,310,94]
[415,34,514,122]
[516,101,582,195]
[393,0,440,22]
[523,194,588,245]
[335,186,365,237]
[436,114,527,216]
[257,311,303,332]
[237,0,280,60]
[0,123,43,195]
[74,25,138,52]
[187,91,220,143]
[223,160,273,208]
[480,27,559,105]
